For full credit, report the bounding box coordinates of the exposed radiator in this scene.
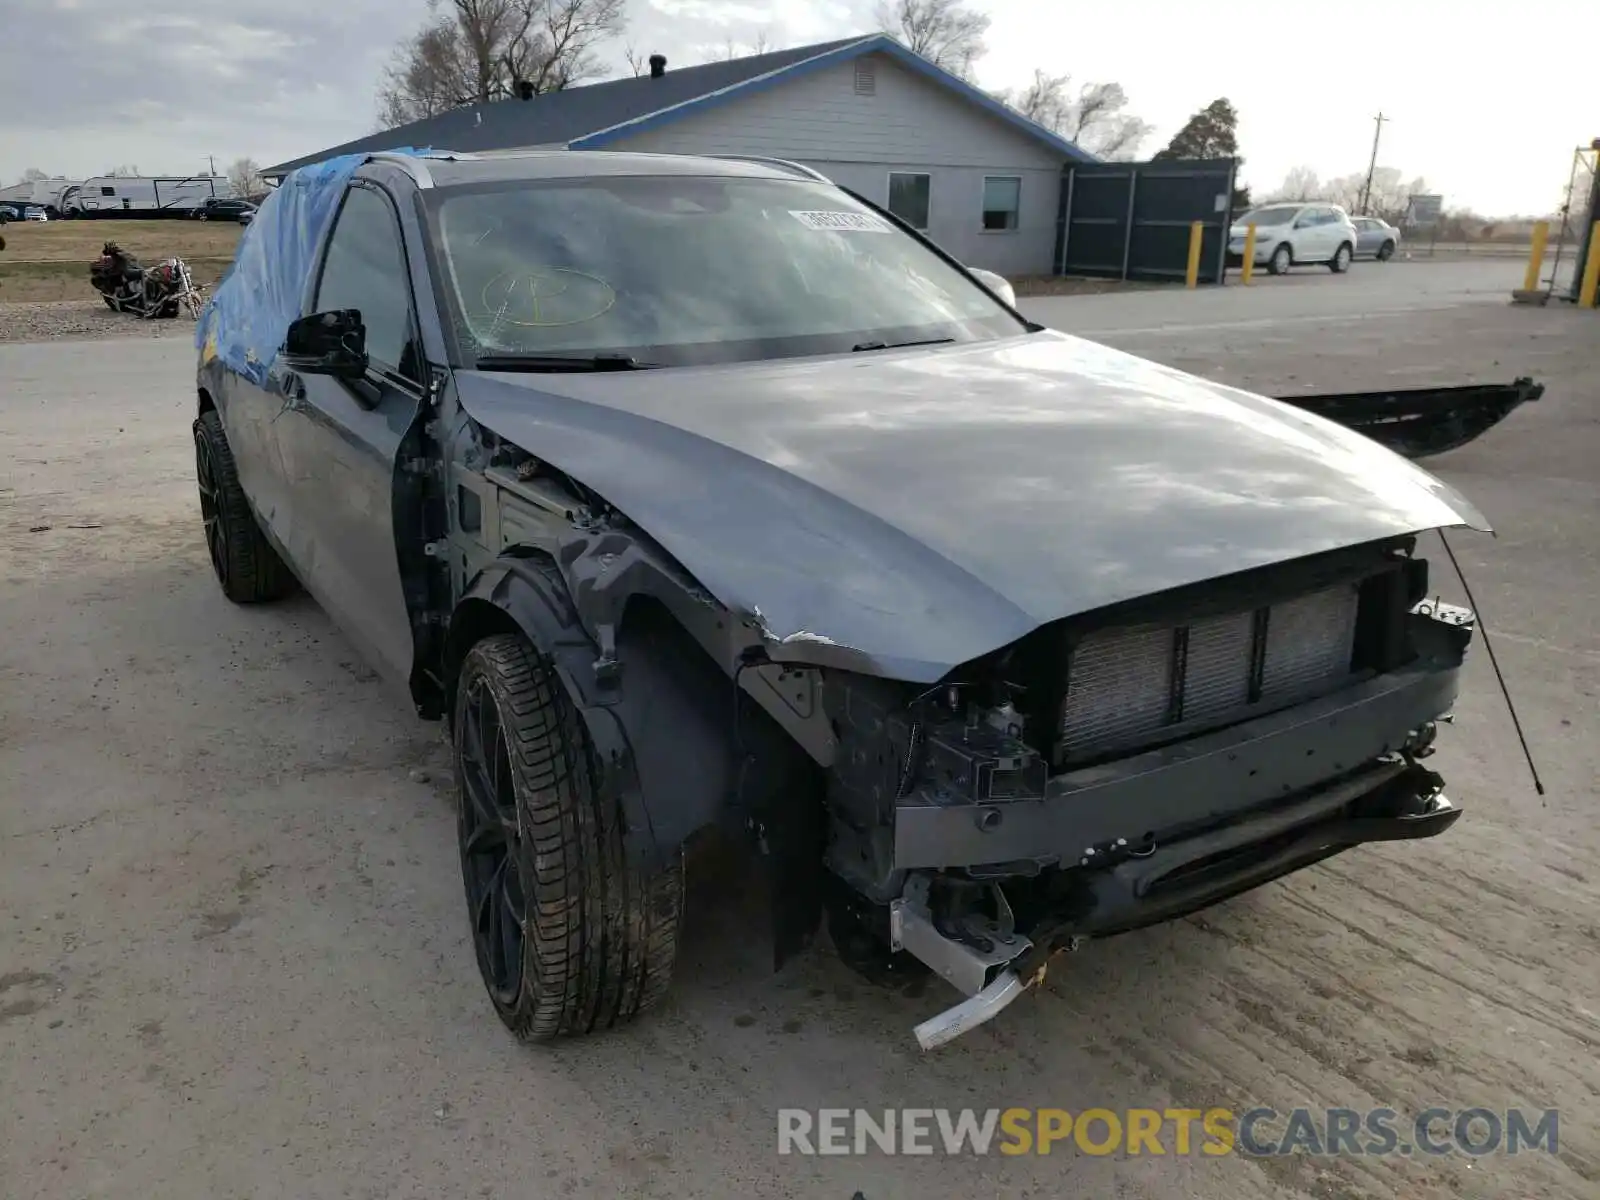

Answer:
[1059,583,1361,763]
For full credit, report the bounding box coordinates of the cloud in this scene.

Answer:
[0,0,877,182]
[0,0,427,178]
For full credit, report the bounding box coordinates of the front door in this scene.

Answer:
[272,181,428,688]
[1293,207,1327,260]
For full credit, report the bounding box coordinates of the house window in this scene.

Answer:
[853,59,876,96]
[887,172,930,231]
[981,176,1021,231]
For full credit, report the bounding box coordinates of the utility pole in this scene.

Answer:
[1358,112,1388,215]
[208,154,216,178]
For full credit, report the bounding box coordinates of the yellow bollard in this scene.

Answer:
[1523,220,1550,292]
[1241,223,1258,285]
[1580,221,1600,309]
[1185,221,1204,289]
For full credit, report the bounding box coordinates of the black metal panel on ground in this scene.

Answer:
[1055,159,1236,283]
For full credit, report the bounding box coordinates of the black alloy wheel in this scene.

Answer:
[457,671,529,1007]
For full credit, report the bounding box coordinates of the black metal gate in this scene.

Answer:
[1054,158,1237,283]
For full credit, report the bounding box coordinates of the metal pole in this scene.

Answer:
[1523,221,1550,291]
[1215,160,1237,284]
[1359,112,1388,215]
[1579,220,1600,308]
[1569,148,1600,302]
[1185,221,1204,288]
[1119,170,1138,281]
[1055,168,1076,276]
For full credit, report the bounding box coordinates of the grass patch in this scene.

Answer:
[0,217,243,263]
[0,255,232,303]
[1010,274,1174,297]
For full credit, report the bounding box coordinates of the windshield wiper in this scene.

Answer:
[851,336,957,353]
[474,353,658,372]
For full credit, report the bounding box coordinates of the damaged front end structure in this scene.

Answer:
[806,539,1470,1048]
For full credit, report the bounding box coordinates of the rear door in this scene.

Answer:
[271,180,429,688]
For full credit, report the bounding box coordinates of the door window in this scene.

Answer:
[314,185,418,379]
[887,172,931,230]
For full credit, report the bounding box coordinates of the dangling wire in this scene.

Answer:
[1439,531,1545,795]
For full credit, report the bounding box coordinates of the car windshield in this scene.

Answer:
[428,174,1026,368]
[1239,206,1301,226]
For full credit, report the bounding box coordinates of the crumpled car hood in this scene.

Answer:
[456,330,1487,681]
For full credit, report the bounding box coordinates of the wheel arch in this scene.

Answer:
[446,552,745,868]
[445,549,828,960]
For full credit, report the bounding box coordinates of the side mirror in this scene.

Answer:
[967,267,1017,308]
[282,309,367,379]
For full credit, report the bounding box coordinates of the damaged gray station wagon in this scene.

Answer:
[194,149,1486,1050]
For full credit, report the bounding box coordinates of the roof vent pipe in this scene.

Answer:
[649,54,667,78]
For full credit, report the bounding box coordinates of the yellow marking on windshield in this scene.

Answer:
[479,268,617,328]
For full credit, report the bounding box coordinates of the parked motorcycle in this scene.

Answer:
[89,242,203,319]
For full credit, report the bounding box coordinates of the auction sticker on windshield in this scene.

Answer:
[789,210,893,233]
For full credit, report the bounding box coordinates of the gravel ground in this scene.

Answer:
[0,300,201,344]
[2,267,1597,1199]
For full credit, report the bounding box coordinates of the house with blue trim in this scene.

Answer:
[262,35,1096,275]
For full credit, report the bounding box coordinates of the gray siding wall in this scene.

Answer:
[603,53,1064,275]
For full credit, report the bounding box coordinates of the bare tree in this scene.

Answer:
[378,0,627,128]
[103,164,140,177]
[1267,165,1322,202]
[714,30,774,61]
[876,0,989,80]
[999,71,1152,159]
[228,157,266,198]
[21,167,48,183]
[623,43,647,76]
[1317,166,1427,222]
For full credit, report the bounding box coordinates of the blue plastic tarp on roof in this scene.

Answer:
[196,148,430,386]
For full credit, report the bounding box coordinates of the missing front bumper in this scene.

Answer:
[895,759,1459,1049]
[893,659,1460,872]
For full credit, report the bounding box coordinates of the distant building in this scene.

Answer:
[262,35,1096,275]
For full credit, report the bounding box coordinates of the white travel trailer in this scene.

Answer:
[60,175,232,218]
[0,177,80,216]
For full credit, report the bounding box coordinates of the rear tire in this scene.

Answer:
[1329,242,1353,273]
[1266,243,1292,275]
[193,409,297,603]
[454,632,682,1042]
[1377,240,1395,262]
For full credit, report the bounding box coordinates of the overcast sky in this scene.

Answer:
[2,0,1593,215]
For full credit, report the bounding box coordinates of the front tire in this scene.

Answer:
[1377,240,1395,261]
[454,632,683,1042]
[1329,242,1353,273]
[193,409,297,603]
[1267,243,1292,275]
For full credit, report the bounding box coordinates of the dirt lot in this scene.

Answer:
[0,218,239,307]
[1,269,1597,1199]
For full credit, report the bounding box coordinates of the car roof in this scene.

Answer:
[358,149,830,190]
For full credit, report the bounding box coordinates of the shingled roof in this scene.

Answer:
[263,35,1093,179]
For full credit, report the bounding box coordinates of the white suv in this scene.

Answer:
[1229,203,1358,275]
